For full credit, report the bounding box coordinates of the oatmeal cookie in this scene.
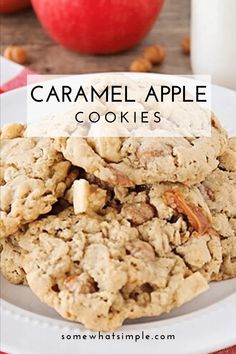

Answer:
[0,137,71,237]
[14,207,208,331]
[56,114,227,187]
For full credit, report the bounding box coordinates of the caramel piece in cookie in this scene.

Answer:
[164,188,211,234]
[0,137,71,237]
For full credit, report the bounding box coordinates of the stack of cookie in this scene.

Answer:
[1,116,235,332]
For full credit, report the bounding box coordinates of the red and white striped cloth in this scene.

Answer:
[0,56,34,93]
[0,55,235,354]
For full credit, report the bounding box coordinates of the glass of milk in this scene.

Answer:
[191,0,236,90]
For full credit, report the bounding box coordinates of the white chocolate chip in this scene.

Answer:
[73,179,107,214]
[73,180,90,214]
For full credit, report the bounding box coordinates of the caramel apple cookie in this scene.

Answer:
[13,207,208,331]
[56,114,227,187]
[0,137,71,237]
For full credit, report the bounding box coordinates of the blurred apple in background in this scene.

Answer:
[0,0,31,13]
[31,0,164,54]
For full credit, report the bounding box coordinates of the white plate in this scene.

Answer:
[1,73,236,354]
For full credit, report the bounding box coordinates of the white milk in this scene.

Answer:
[191,0,236,90]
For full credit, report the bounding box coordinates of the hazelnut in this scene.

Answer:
[108,167,134,187]
[129,58,152,72]
[122,202,156,225]
[128,240,156,261]
[4,46,27,65]
[181,37,191,55]
[64,274,97,294]
[143,45,166,64]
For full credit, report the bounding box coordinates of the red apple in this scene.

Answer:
[31,0,164,54]
[0,0,31,13]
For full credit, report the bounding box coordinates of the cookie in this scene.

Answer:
[56,114,227,187]
[0,137,71,237]
[14,207,208,331]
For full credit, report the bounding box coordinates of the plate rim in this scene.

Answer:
[1,286,236,331]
